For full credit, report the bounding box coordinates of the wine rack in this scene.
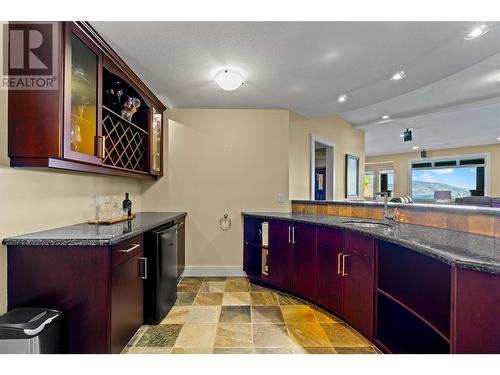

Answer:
[102,106,148,172]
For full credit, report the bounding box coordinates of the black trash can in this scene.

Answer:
[0,308,62,354]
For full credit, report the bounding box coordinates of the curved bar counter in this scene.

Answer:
[242,212,500,354]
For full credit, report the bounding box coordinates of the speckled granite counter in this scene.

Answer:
[242,212,500,275]
[2,212,186,246]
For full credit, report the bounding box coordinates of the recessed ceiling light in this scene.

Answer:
[214,69,244,91]
[390,70,406,81]
[412,146,419,150]
[337,94,347,103]
[464,24,490,40]
[381,115,391,120]
[497,137,500,141]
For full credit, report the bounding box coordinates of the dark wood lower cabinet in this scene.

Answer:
[8,234,146,354]
[8,245,110,353]
[452,268,500,353]
[343,232,375,339]
[268,220,293,290]
[111,249,145,354]
[291,224,317,301]
[176,219,185,279]
[244,215,499,353]
[316,227,344,316]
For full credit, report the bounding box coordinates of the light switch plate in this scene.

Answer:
[277,192,285,203]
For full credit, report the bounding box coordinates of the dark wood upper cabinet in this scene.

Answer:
[291,223,317,301]
[268,220,293,290]
[64,23,103,165]
[316,226,344,316]
[8,21,166,179]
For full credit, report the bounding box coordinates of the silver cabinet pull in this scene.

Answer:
[337,253,343,275]
[118,243,141,253]
[342,254,350,276]
[292,227,296,244]
[139,257,148,279]
[288,226,291,244]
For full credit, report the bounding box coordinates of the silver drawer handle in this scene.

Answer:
[139,257,148,280]
[118,243,141,253]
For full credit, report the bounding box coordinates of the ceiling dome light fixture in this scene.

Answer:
[337,94,347,103]
[464,24,490,40]
[214,69,244,91]
[390,70,406,81]
[381,115,391,120]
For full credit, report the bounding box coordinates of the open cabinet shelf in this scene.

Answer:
[243,217,269,280]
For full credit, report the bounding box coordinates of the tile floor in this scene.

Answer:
[122,277,380,354]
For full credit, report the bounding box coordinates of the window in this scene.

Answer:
[379,170,394,195]
[410,155,487,201]
[364,171,374,198]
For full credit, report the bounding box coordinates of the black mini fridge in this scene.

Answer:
[144,224,178,324]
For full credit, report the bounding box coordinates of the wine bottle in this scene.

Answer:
[122,193,132,218]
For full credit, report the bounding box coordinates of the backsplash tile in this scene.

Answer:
[292,201,498,238]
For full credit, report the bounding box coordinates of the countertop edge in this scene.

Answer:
[2,212,187,246]
[242,212,500,275]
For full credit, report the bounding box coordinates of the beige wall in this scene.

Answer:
[0,25,142,314]
[288,113,365,200]
[289,111,310,199]
[365,144,500,197]
[141,109,291,269]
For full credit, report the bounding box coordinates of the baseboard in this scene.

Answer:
[182,266,246,277]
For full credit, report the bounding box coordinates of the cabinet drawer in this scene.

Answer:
[112,234,144,268]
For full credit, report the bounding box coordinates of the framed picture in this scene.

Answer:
[345,154,360,198]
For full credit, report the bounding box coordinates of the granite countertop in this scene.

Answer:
[291,199,500,217]
[2,212,187,246]
[242,212,500,275]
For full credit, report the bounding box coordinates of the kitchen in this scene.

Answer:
[0,2,499,374]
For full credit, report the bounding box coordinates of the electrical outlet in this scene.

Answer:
[277,192,285,203]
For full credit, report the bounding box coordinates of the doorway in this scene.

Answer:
[310,134,335,201]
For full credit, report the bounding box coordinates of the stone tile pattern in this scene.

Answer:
[292,202,500,238]
[122,277,378,355]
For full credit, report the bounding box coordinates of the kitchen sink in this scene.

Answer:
[341,220,393,228]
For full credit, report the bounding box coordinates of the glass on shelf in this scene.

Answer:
[89,195,127,222]
[70,33,98,155]
[152,108,162,172]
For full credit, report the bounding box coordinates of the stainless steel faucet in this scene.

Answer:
[375,192,397,221]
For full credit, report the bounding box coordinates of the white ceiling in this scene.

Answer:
[91,21,500,155]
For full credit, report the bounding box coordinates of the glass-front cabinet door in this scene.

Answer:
[151,108,163,176]
[64,24,102,164]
